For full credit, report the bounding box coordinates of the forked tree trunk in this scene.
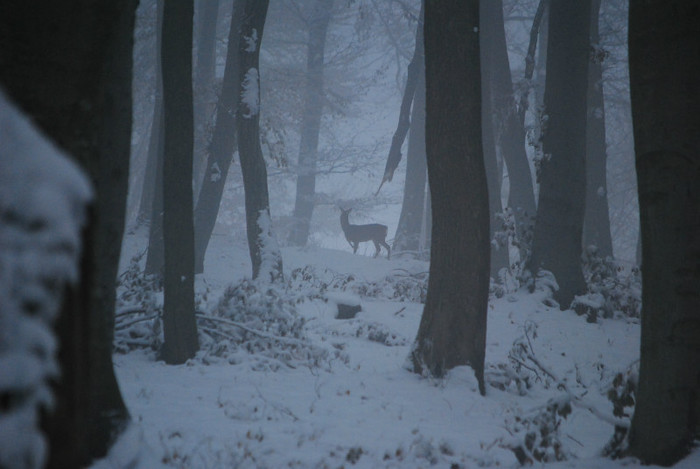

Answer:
[0,1,136,465]
[627,0,700,465]
[160,0,199,364]
[411,0,489,396]
[583,0,613,258]
[193,0,245,273]
[483,0,537,263]
[236,0,284,282]
[289,0,334,246]
[529,0,590,308]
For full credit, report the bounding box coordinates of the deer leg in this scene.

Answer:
[373,240,381,258]
[352,242,358,254]
[380,241,391,260]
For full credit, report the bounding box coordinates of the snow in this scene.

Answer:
[0,89,91,469]
[244,28,258,53]
[241,68,260,118]
[105,227,700,468]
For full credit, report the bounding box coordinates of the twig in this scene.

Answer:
[196,314,307,347]
[115,314,159,331]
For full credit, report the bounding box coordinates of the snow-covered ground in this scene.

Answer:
[105,229,699,468]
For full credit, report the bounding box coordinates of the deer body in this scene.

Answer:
[340,208,391,259]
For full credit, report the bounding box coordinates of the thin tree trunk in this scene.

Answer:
[236,0,284,282]
[145,0,165,276]
[411,0,489,395]
[0,1,136,465]
[193,0,220,198]
[627,0,700,464]
[193,0,245,273]
[380,1,424,186]
[529,0,590,308]
[484,0,538,263]
[393,61,428,254]
[160,0,199,364]
[480,1,510,277]
[583,0,613,258]
[289,0,334,246]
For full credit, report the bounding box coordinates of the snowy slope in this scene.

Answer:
[102,229,698,468]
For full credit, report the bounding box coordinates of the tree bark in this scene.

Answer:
[236,0,284,282]
[411,0,489,396]
[160,0,199,364]
[529,0,590,308]
[627,0,700,464]
[193,0,245,273]
[289,0,334,247]
[583,0,613,258]
[0,0,136,465]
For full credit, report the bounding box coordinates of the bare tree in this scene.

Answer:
[627,0,700,464]
[288,0,335,247]
[410,0,489,396]
[236,0,284,282]
[583,0,613,258]
[528,0,590,308]
[160,0,199,364]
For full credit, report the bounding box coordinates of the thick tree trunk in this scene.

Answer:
[0,1,136,465]
[236,0,284,282]
[289,0,333,246]
[529,0,590,308]
[193,0,245,273]
[160,0,199,364]
[393,64,428,255]
[627,1,700,465]
[583,0,613,258]
[193,0,220,197]
[411,0,489,396]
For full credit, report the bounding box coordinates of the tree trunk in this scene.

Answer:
[411,0,489,396]
[483,0,538,263]
[393,62,428,254]
[236,0,284,282]
[0,1,136,465]
[289,0,334,246]
[529,0,590,308]
[582,0,613,258]
[160,0,199,364]
[145,0,165,276]
[193,0,220,198]
[193,0,245,273]
[627,1,700,465]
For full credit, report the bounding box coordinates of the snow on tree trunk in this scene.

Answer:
[0,90,91,469]
[236,0,284,283]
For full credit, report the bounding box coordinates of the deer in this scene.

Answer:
[339,208,391,259]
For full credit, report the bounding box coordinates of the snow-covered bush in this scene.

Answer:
[199,278,344,370]
[603,362,638,458]
[503,395,573,464]
[0,90,91,469]
[573,246,641,322]
[289,264,427,303]
[114,252,163,353]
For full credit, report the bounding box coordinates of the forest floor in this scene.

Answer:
[97,228,700,468]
